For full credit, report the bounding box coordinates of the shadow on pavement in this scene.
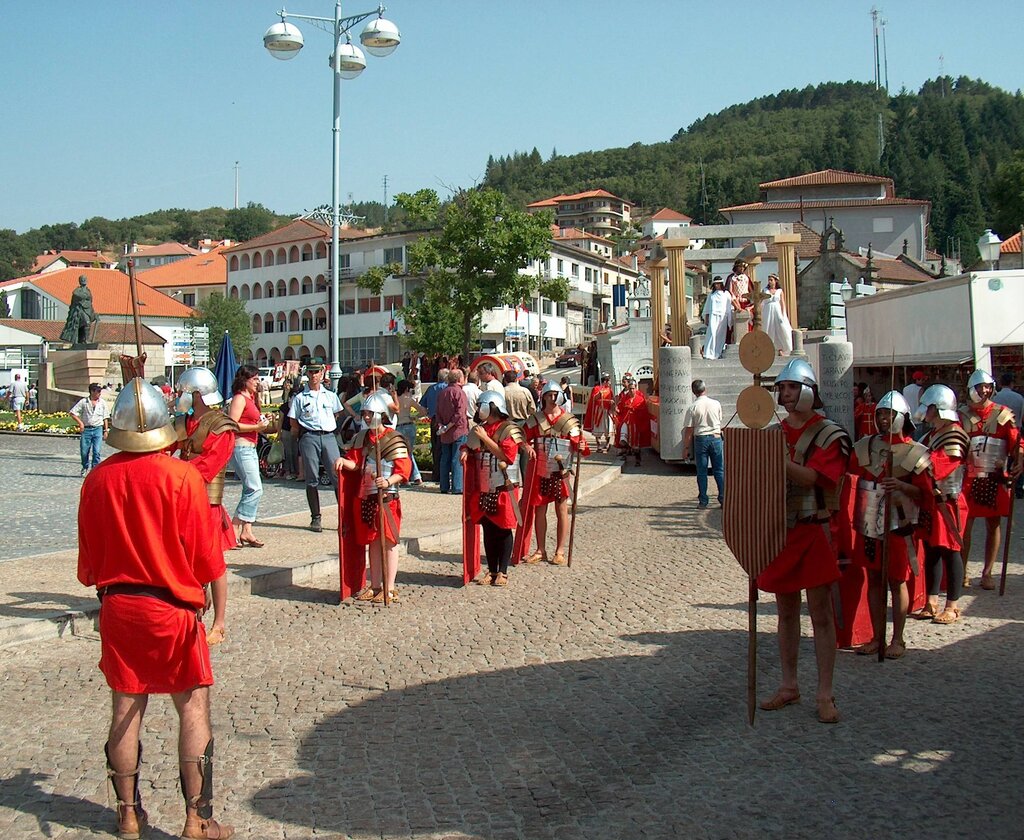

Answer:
[0,768,179,839]
[249,625,1024,839]
[0,591,98,620]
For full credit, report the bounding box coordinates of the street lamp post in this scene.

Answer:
[977,228,1002,271]
[264,3,400,382]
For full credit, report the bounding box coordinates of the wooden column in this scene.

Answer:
[649,259,667,388]
[773,233,801,328]
[663,238,690,348]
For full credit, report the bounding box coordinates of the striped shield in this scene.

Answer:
[723,427,787,577]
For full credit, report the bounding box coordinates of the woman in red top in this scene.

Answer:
[959,369,1022,589]
[522,381,589,566]
[462,391,532,586]
[227,365,272,547]
[757,359,850,725]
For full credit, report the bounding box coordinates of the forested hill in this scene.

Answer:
[482,78,1024,252]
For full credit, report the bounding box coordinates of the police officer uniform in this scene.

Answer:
[288,363,343,531]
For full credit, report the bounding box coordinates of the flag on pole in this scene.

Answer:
[388,304,398,333]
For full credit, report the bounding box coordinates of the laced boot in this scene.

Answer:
[180,738,234,839]
[105,741,148,840]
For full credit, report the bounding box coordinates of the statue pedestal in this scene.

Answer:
[49,348,112,391]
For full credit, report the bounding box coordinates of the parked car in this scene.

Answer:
[554,348,582,368]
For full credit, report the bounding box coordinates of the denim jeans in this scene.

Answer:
[396,422,423,482]
[439,434,467,494]
[229,443,264,523]
[694,434,724,505]
[80,426,103,470]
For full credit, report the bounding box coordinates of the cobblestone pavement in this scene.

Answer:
[1,456,1022,838]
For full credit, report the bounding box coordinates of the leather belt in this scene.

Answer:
[302,429,335,435]
[98,583,196,612]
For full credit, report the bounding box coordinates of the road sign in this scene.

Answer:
[169,325,211,366]
[504,327,526,339]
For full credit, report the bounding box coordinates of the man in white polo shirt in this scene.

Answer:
[70,383,110,476]
[682,379,724,508]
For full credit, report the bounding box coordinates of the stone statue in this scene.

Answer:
[60,274,100,345]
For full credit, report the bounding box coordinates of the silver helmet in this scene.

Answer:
[876,390,913,434]
[362,390,393,428]
[967,369,995,404]
[774,357,821,412]
[540,379,568,406]
[175,366,223,413]
[107,377,177,453]
[919,384,959,422]
[477,389,509,420]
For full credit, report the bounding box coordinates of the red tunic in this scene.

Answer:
[846,433,930,583]
[346,430,412,545]
[583,384,614,432]
[181,416,237,552]
[614,391,651,448]
[853,401,877,440]
[467,421,521,529]
[78,452,224,693]
[922,425,969,550]
[962,401,1018,518]
[524,408,589,504]
[757,415,848,594]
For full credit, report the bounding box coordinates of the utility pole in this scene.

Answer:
[383,174,389,225]
[233,161,240,209]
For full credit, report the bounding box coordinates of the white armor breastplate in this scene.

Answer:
[853,478,919,538]
[537,436,572,477]
[967,435,1007,478]
[476,451,519,492]
[935,465,965,498]
[360,455,396,497]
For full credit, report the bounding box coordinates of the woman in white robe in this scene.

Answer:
[701,278,733,360]
[761,273,793,355]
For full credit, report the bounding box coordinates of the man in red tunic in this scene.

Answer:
[613,374,651,466]
[959,369,1022,589]
[583,372,615,453]
[846,391,930,659]
[757,359,851,724]
[78,377,234,839]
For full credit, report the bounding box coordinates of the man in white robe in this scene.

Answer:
[702,278,733,360]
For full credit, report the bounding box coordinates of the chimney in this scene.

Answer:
[902,239,908,255]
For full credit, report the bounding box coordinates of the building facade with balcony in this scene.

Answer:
[527,189,632,239]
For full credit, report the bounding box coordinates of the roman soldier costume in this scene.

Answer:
[959,369,1019,519]
[583,373,614,453]
[614,374,651,465]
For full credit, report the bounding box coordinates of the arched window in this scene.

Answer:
[265,281,274,298]
[284,346,295,361]
[276,247,287,264]
[314,307,327,330]
[263,314,274,333]
[301,243,313,261]
[315,274,327,293]
[276,311,287,334]
[299,345,311,364]
[240,283,250,300]
[288,245,300,263]
[251,314,262,334]
[315,242,327,260]
[301,276,313,294]
[289,311,300,331]
[229,255,239,272]
[256,348,268,364]
[245,349,254,361]
[265,249,275,266]
[277,279,287,297]
[253,252,263,268]
[252,283,262,299]
[289,277,300,296]
[313,344,327,361]
[301,309,313,331]
[270,347,282,363]
[229,286,239,299]
[240,254,250,270]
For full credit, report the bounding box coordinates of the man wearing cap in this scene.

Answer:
[78,378,234,839]
[70,382,110,477]
[902,370,926,418]
[289,362,344,532]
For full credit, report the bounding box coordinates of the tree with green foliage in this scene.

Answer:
[991,150,1024,238]
[0,289,10,318]
[359,188,559,359]
[224,202,277,243]
[0,229,38,281]
[188,293,252,362]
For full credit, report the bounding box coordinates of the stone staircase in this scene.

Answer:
[690,343,789,428]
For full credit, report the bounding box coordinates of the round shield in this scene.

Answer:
[736,385,776,429]
[738,329,776,375]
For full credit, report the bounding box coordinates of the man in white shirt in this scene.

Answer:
[9,373,29,430]
[682,379,724,508]
[462,370,482,423]
[288,362,344,532]
[70,383,110,476]
[902,370,926,417]
[477,362,504,394]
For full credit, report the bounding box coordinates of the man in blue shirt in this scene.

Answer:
[419,368,449,484]
[288,362,343,532]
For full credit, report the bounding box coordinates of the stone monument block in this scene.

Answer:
[815,340,854,434]
[49,348,112,391]
[656,346,693,461]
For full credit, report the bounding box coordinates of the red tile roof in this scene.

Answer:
[739,221,823,261]
[1001,231,1022,254]
[0,319,166,346]
[527,189,629,208]
[527,197,560,208]
[132,242,200,257]
[30,253,63,273]
[31,249,115,273]
[141,247,229,289]
[222,219,368,253]
[847,254,935,283]
[759,169,893,189]
[7,267,194,318]
[649,207,693,222]
[720,197,930,212]
[553,226,613,246]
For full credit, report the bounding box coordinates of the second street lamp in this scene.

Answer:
[264,2,400,380]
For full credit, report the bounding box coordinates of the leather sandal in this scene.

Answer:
[884,642,906,660]
[550,552,567,566]
[854,641,881,656]
[354,587,379,602]
[476,573,494,586]
[980,575,996,591]
[239,537,265,548]
[758,691,800,711]
[182,815,235,839]
[493,572,508,587]
[371,589,399,604]
[525,550,546,565]
[909,603,938,620]
[816,697,840,724]
[932,606,961,625]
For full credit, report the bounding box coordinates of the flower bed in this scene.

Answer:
[0,410,79,434]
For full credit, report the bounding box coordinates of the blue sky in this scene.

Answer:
[3,0,1022,233]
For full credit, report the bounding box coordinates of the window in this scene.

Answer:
[583,307,593,333]
[182,293,196,307]
[277,318,286,334]
[556,259,564,276]
[556,301,566,317]
[542,299,552,315]
[584,267,592,283]
[339,254,351,268]
[301,244,313,261]
[524,299,535,312]
[338,336,382,369]
[340,299,356,315]
[358,296,382,313]
[383,246,404,265]
[571,263,579,277]
[384,294,403,310]
[301,312,313,330]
